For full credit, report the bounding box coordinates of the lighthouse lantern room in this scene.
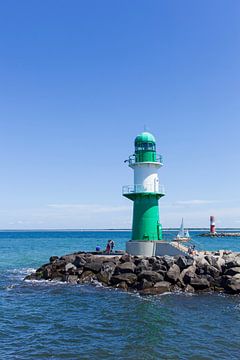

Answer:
[123,132,165,256]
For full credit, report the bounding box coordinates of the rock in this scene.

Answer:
[138,278,153,290]
[152,261,166,271]
[184,284,195,293]
[210,276,224,290]
[148,257,157,264]
[79,270,96,283]
[175,256,194,270]
[224,278,240,293]
[180,265,196,285]
[67,275,78,284]
[49,256,59,263]
[115,281,128,291]
[189,276,210,290]
[60,254,77,263]
[65,263,77,272]
[204,255,218,267]
[84,261,103,273]
[135,265,148,275]
[110,273,137,286]
[97,262,116,284]
[205,265,220,278]
[42,266,52,280]
[163,255,175,269]
[138,270,163,283]
[120,254,132,263]
[53,260,66,271]
[156,270,167,278]
[215,257,225,271]
[73,256,86,268]
[134,257,145,266]
[115,262,136,274]
[157,264,168,272]
[154,281,171,290]
[233,273,240,280]
[166,264,180,283]
[225,258,240,269]
[195,256,209,268]
[140,281,171,295]
[224,267,240,276]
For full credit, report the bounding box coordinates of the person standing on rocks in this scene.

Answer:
[106,240,111,254]
[109,240,115,253]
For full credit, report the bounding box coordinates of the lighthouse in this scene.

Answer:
[123,131,165,256]
[210,215,216,234]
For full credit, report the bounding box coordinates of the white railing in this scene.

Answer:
[127,153,163,165]
[122,184,165,195]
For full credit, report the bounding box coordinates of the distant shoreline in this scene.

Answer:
[0,228,240,232]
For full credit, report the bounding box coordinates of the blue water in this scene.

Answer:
[1,230,240,359]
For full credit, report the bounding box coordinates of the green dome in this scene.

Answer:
[134,132,156,144]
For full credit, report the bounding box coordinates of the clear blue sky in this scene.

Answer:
[0,1,239,229]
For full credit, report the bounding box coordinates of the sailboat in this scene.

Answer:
[173,218,191,242]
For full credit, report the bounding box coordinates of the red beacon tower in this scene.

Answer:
[210,216,216,234]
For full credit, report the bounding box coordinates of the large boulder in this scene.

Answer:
[73,256,86,268]
[119,254,132,263]
[180,265,196,286]
[97,262,116,284]
[224,267,240,276]
[184,284,195,293]
[110,273,137,286]
[175,256,194,270]
[60,254,77,263]
[67,275,79,284]
[152,260,167,272]
[79,270,96,283]
[65,263,77,273]
[195,256,209,268]
[115,281,128,291]
[140,281,171,295]
[215,257,225,271]
[166,264,180,283]
[205,265,220,278]
[115,262,136,274]
[162,256,175,269]
[42,265,52,280]
[138,278,153,290]
[225,258,240,269]
[49,256,59,263]
[84,261,103,273]
[54,259,67,271]
[224,277,240,293]
[138,270,164,283]
[189,276,210,290]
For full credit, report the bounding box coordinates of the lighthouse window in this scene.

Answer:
[135,142,155,151]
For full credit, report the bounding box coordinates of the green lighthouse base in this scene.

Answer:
[126,240,187,257]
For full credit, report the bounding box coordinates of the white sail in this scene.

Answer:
[184,229,190,238]
[177,218,185,238]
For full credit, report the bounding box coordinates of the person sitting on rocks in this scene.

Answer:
[188,246,193,255]
[96,245,101,252]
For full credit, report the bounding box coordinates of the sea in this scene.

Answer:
[1,230,240,360]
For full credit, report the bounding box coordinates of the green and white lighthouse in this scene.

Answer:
[123,131,165,256]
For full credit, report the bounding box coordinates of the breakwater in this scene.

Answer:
[199,233,240,237]
[25,250,240,295]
